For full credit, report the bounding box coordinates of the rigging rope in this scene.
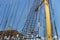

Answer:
[5,4,13,30]
[48,0,58,39]
[7,1,16,28]
[21,0,39,35]
[0,4,8,30]
[12,0,20,28]
[16,0,27,31]
[3,4,11,30]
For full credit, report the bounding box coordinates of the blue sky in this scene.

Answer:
[0,0,60,38]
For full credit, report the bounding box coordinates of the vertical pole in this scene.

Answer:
[44,0,52,40]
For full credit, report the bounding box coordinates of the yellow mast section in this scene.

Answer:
[44,0,52,40]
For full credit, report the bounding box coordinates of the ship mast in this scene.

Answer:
[44,0,52,40]
[36,0,52,40]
